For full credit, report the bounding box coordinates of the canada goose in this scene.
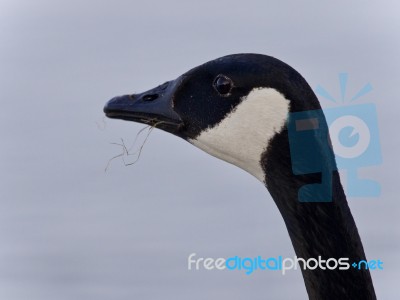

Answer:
[104,54,376,299]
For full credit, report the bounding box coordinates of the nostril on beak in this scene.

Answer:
[142,94,159,102]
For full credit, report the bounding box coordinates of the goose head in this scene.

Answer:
[104,53,322,182]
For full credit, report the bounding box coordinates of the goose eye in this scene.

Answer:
[213,75,233,96]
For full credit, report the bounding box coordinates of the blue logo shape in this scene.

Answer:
[287,109,336,202]
[288,73,381,202]
[339,126,359,147]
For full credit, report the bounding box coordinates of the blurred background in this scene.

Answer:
[1,1,399,299]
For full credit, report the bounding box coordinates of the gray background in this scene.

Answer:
[1,1,399,299]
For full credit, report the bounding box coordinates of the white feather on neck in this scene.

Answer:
[189,87,290,182]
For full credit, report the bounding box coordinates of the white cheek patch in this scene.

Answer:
[189,88,290,182]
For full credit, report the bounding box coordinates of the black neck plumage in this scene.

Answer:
[262,128,376,300]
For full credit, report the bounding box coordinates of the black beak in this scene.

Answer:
[104,77,184,133]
